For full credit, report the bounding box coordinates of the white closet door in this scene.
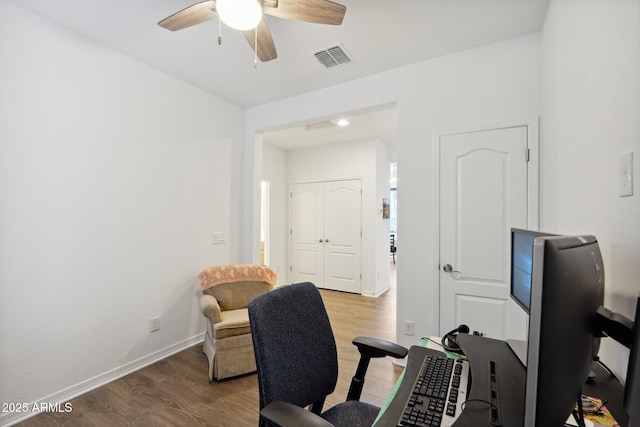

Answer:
[290,182,324,285]
[322,179,362,293]
[290,179,362,293]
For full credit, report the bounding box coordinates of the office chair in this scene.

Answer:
[248,282,408,427]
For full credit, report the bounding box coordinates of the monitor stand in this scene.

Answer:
[507,339,527,366]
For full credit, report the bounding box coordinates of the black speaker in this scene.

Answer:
[441,324,470,354]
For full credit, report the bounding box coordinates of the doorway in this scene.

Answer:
[260,105,398,294]
[390,163,397,267]
[260,181,269,266]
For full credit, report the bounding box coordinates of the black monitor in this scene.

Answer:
[595,292,640,426]
[625,293,640,427]
[524,235,605,427]
[510,228,556,313]
[508,229,556,365]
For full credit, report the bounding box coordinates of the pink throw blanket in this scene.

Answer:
[198,264,277,291]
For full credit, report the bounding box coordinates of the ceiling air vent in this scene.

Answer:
[306,121,334,131]
[314,44,353,68]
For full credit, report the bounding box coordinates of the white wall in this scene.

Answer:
[261,143,288,283]
[0,2,244,424]
[245,33,542,349]
[285,139,390,295]
[540,0,640,379]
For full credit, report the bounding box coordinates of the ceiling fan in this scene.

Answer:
[158,0,347,63]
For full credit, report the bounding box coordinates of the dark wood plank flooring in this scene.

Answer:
[18,275,402,426]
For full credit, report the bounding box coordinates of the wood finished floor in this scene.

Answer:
[18,269,403,426]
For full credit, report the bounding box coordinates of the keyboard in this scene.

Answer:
[396,353,469,427]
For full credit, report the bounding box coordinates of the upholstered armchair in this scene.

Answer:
[198,264,276,382]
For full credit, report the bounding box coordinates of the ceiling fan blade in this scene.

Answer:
[243,19,278,62]
[158,0,217,31]
[263,0,346,25]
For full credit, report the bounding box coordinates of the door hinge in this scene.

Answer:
[290,229,292,235]
[290,266,292,271]
[526,148,530,162]
[360,273,362,279]
[290,192,293,198]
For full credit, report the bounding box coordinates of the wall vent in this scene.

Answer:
[314,44,353,68]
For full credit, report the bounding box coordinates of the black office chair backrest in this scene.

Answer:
[249,282,339,412]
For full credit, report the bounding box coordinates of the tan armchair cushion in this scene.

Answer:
[203,281,273,311]
[214,308,252,339]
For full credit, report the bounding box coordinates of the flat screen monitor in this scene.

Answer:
[524,235,605,427]
[508,229,556,366]
[625,293,640,427]
[510,229,556,313]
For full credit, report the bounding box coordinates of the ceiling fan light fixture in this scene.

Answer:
[216,0,262,31]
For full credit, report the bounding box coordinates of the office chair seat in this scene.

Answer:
[321,400,380,426]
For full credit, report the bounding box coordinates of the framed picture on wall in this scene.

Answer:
[382,198,390,219]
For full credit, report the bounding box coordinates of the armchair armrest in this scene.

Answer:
[260,401,334,427]
[199,294,221,324]
[347,336,408,402]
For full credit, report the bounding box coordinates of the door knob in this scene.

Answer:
[318,239,323,243]
[325,239,329,243]
[443,264,461,273]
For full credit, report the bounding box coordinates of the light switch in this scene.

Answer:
[619,152,634,197]
[213,232,226,245]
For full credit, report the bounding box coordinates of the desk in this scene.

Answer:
[581,362,629,426]
[374,334,628,427]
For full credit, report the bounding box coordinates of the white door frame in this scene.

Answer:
[431,117,539,335]
[260,180,270,266]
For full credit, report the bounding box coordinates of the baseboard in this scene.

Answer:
[0,333,205,427]
[362,284,392,298]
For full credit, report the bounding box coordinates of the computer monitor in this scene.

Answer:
[524,235,605,427]
[508,229,556,365]
[510,228,556,313]
[625,293,640,427]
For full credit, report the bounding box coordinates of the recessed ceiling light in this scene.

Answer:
[336,118,349,127]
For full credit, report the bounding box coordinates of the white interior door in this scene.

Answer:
[323,180,362,293]
[290,179,362,293]
[290,182,324,285]
[439,125,530,339]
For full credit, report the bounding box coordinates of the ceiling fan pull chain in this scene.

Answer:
[254,28,258,68]
[218,19,222,45]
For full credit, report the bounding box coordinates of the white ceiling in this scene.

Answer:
[262,103,398,150]
[11,0,550,149]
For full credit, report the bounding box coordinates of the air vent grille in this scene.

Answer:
[314,44,353,68]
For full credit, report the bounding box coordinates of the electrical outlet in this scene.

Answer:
[404,320,415,336]
[213,232,226,245]
[150,316,160,333]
